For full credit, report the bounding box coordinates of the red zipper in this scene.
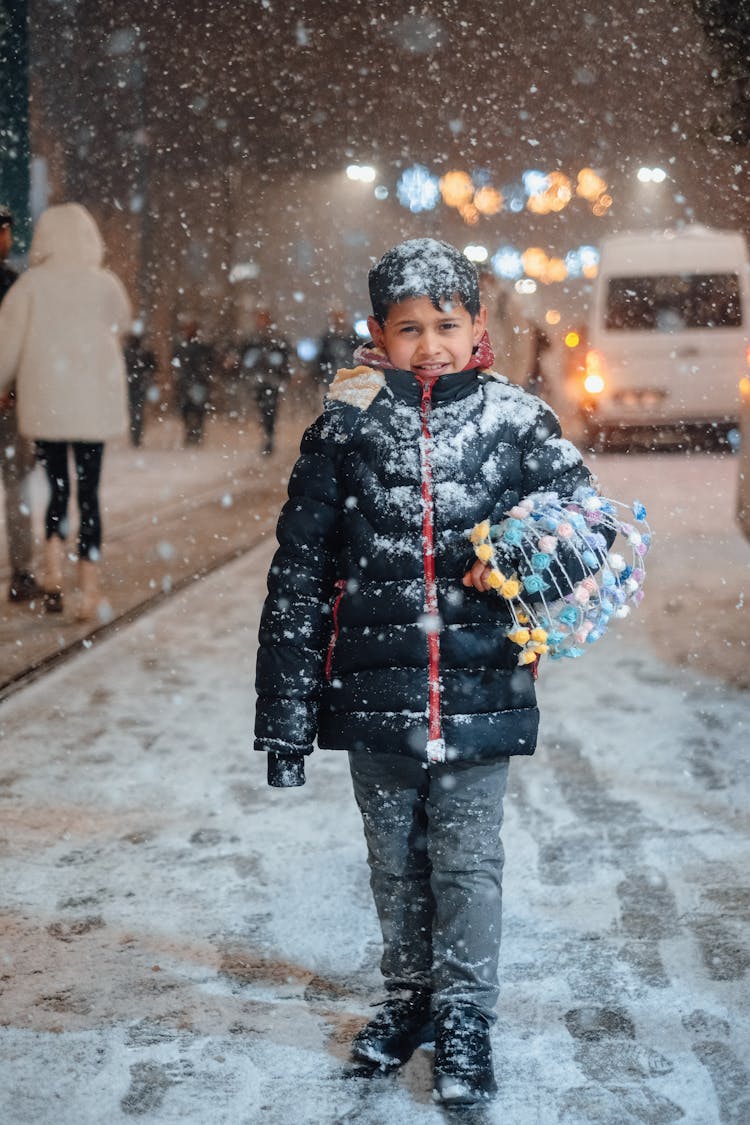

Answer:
[325,579,346,682]
[416,377,446,763]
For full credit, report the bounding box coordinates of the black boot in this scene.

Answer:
[433,1004,497,1106]
[7,571,41,603]
[351,989,433,1070]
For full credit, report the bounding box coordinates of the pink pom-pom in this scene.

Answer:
[581,576,598,595]
[574,584,590,604]
[508,505,529,519]
[519,497,535,511]
[557,521,574,538]
[538,535,558,553]
[635,542,648,557]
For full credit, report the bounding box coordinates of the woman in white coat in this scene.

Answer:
[0,203,131,618]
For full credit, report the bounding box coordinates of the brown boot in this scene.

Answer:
[42,537,65,614]
[75,559,101,622]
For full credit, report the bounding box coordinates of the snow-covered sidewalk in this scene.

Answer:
[1,535,748,1124]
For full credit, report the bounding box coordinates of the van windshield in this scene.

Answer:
[605,273,743,331]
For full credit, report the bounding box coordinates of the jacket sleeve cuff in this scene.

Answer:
[267,753,306,788]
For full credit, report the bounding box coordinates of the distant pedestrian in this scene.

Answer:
[527,323,552,400]
[172,320,214,446]
[478,270,535,387]
[239,309,292,454]
[0,203,131,619]
[124,324,157,447]
[0,204,40,604]
[313,308,357,391]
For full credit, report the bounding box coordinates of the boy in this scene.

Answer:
[254,238,594,1105]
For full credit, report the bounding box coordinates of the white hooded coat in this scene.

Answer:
[0,203,131,441]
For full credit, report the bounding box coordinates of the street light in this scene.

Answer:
[637,166,668,183]
[346,164,376,182]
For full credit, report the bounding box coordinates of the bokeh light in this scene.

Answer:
[491,246,524,280]
[473,185,503,215]
[522,169,548,197]
[346,164,376,182]
[576,167,607,201]
[440,169,474,207]
[396,164,440,212]
[463,244,489,263]
[522,247,549,279]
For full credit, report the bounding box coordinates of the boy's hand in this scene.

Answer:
[462,560,494,592]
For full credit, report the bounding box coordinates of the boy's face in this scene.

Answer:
[368,295,486,378]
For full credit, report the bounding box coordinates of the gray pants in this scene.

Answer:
[349,751,510,1020]
[0,410,35,575]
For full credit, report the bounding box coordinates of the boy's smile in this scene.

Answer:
[368,295,487,379]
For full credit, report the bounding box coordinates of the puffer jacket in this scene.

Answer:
[255,364,593,786]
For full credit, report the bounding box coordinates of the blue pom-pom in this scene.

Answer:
[531,552,552,571]
[582,550,598,568]
[633,500,647,521]
[523,574,549,594]
[559,605,578,626]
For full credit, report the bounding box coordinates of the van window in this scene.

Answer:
[605,273,743,331]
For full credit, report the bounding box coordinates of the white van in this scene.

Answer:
[581,226,750,447]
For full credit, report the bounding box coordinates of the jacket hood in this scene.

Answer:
[29,203,104,268]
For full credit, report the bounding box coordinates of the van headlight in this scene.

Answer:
[584,349,606,395]
[584,373,605,394]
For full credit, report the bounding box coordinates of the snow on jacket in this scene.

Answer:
[0,203,131,441]
[254,364,594,786]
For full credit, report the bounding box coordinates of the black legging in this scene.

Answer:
[35,441,104,560]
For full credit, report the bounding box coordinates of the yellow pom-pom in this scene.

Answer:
[517,611,529,624]
[470,520,491,544]
[507,628,531,646]
[530,643,549,655]
[530,627,548,643]
[487,568,505,589]
[501,579,521,599]
[476,543,493,563]
[518,650,538,665]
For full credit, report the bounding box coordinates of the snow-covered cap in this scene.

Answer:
[368,238,480,324]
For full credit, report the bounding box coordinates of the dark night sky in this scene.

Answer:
[22,0,750,338]
[31,0,744,190]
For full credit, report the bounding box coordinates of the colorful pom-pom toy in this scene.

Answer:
[467,484,651,664]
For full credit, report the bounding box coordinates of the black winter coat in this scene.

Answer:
[255,366,593,786]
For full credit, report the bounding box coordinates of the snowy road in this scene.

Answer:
[1,519,749,1123]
